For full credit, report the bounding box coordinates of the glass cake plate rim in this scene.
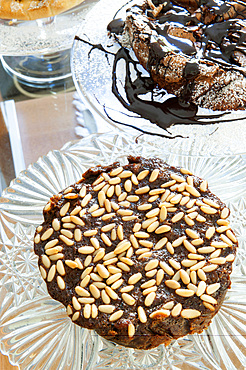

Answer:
[0,132,245,370]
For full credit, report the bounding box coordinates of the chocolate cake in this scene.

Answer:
[34,157,237,349]
[124,0,246,111]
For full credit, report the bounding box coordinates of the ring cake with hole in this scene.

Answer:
[0,0,85,20]
[124,0,246,111]
[34,156,237,349]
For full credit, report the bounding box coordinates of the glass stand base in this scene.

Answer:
[1,49,72,89]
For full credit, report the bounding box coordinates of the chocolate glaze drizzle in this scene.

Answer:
[111,47,226,128]
[75,35,246,139]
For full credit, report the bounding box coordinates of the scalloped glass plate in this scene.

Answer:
[0,133,246,369]
[71,0,246,154]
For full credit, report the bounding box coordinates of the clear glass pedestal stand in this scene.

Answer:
[0,0,97,89]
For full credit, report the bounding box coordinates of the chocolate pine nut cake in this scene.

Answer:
[34,157,237,350]
[124,0,246,111]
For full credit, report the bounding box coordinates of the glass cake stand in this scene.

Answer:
[71,0,246,152]
[0,0,98,88]
[0,132,245,369]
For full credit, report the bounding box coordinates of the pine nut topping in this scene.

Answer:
[101,233,112,247]
[91,304,98,318]
[81,194,92,207]
[56,260,65,276]
[198,247,215,254]
[128,323,135,337]
[109,310,124,322]
[122,293,136,305]
[124,179,132,192]
[78,246,95,254]
[114,240,131,254]
[134,231,150,239]
[196,281,207,296]
[145,259,159,271]
[128,272,142,285]
[175,289,195,297]
[135,186,150,194]
[147,221,159,233]
[34,233,41,244]
[183,239,196,253]
[169,259,181,270]
[41,228,54,241]
[97,264,110,279]
[197,269,207,281]
[210,250,222,259]
[190,270,197,285]
[105,286,119,300]
[39,266,47,280]
[138,306,147,323]
[200,294,217,305]
[184,215,195,227]
[142,217,158,229]
[149,169,160,182]
[171,212,184,223]
[185,185,200,197]
[226,254,235,262]
[226,229,237,243]
[75,286,90,297]
[156,269,165,285]
[72,312,80,321]
[106,273,122,285]
[202,264,218,272]
[110,167,123,177]
[209,257,226,264]
[84,229,98,237]
[47,264,56,282]
[205,226,216,239]
[127,195,139,202]
[138,203,152,211]
[200,180,208,192]
[220,234,233,246]
[165,280,180,289]
[149,309,170,319]
[60,203,70,217]
[181,309,201,319]
[220,207,230,219]
[155,225,171,234]
[101,289,111,304]
[59,235,74,246]
[137,170,149,180]
[144,292,156,306]
[172,236,186,248]
[159,261,174,276]
[171,303,182,317]
[45,239,59,250]
[52,219,60,231]
[180,269,190,285]
[67,305,73,316]
[206,283,220,295]
[185,228,200,239]
[146,208,160,218]
[190,261,206,271]
[200,206,217,215]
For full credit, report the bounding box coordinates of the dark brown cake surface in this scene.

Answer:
[124,0,246,111]
[34,157,237,349]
